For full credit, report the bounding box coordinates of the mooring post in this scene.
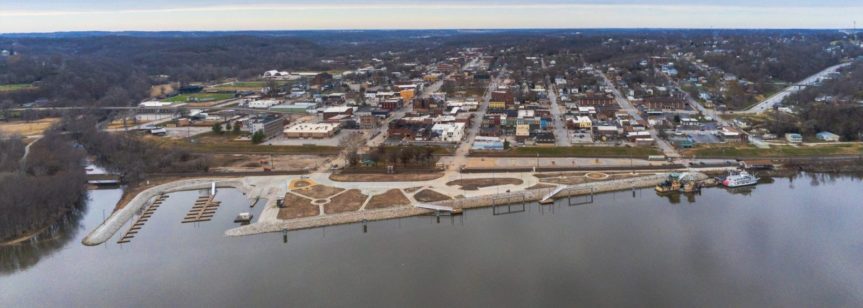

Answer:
[282,229,288,244]
[362,219,368,233]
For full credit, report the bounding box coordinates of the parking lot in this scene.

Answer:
[570,130,594,144]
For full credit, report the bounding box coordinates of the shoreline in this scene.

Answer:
[77,160,863,245]
[224,172,705,237]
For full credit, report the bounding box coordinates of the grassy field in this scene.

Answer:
[478,146,661,158]
[682,143,863,158]
[0,118,59,136]
[164,92,235,103]
[0,83,36,92]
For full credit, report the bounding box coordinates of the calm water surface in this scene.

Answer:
[2,173,863,307]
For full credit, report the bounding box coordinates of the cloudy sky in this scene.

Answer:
[1,0,861,33]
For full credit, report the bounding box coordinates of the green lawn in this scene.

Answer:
[684,144,863,158]
[164,92,235,103]
[0,83,36,92]
[476,146,661,158]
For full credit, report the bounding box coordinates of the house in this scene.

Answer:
[785,133,803,143]
[816,131,840,142]
[284,123,340,139]
[245,115,285,140]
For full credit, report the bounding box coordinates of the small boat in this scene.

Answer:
[234,212,253,223]
[680,181,702,193]
[655,179,681,193]
[722,170,759,188]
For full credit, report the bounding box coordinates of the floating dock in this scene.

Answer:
[182,194,221,223]
[117,194,169,244]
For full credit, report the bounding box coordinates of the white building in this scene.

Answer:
[284,123,340,139]
[247,99,279,109]
[139,101,172,108]
[431,123,465,142]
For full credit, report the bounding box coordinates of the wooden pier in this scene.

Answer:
[117,194,169,244]
[181,194,221,223]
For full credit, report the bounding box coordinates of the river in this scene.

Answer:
[2,173,862,306]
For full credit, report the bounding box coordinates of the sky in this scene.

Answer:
[1,0,862,33]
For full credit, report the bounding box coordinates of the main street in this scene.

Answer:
[596,70,680,158]
[449,67,506,170]
[541,58,572,146]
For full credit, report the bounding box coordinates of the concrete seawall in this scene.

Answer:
[82,178,251,246]
[225,172,699,237]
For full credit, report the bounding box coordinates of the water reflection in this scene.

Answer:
[2,173,863,306]
[0,195,87,275]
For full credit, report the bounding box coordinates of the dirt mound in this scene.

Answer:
[414,189,452,202]
[366,189,411,209]
[446,178,523,190]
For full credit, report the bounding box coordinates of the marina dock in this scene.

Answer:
[182,194,221,223]
[117,194,169,244]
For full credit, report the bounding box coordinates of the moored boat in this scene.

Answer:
[721,170,759,188]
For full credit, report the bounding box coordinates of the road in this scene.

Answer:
[18,136,42,169]
[541,58,571,146]
[449,67,506,170]
[596,70,680,158]
[742,62,850,114]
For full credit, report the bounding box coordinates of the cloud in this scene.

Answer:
[0,3,836,17]
[0,1,860,32]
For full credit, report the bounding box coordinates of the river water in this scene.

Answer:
[2,173,863,307]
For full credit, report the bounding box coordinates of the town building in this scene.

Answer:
[247,99,280,109]
[244,115,285,140]
[431,123,466,142]
[284,123,340,139]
